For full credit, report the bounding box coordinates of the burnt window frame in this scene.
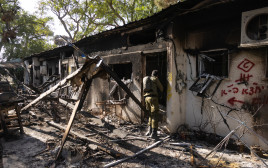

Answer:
[128,29,156,46]
[108,62,133,101]
[109,62,133,80]
[196,49,229,78]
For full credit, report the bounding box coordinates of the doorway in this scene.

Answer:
[144,51,167,106]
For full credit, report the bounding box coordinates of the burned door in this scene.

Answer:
[143,51,167,120]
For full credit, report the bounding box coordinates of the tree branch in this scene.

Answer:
[105,0,126,25]
[130,0,137,21]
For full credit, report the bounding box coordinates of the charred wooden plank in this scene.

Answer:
[55,78,92,160]
[48,120,122,159]
[104,135,170,168]
[21,65,84,111]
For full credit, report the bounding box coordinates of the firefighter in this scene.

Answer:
[144,70,163,138]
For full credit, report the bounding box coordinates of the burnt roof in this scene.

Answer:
[24,0,268,60]
[23,0,203,60]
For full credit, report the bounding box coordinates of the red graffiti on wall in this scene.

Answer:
[228,97,244,106]
[237,58,255,72]
[242,86,262,95]
[235,73,253,83]
[221,90,227,96]
[221,86,239,96]
[218,58,268,107]
[252,96,268,105]
[221,83,264,97]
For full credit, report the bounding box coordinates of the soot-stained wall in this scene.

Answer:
[170,4,268,149]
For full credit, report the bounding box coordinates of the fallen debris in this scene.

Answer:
[58,98,75,109]
[47,121,122,158]
[104,135,170,168]
[21,66,84,111]
[110,136,148,142]
[1,109,267,168]
[55,78,93,160]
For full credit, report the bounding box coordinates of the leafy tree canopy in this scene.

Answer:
[154,0,178,10]
[38,0,161,42]
[0,0,55,61]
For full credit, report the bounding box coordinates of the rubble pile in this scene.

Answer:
[0,46,267,167]
[1,103,268,167]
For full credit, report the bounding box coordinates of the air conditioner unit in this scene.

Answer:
[240,7,268,47]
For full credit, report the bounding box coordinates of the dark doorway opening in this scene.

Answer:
[145,51,167,106]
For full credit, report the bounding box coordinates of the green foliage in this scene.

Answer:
[2,12,55,60]
[0,1,55,61]
[38,0,160,42]
[154,0,178,9]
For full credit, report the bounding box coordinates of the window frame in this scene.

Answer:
[196,49,229,78]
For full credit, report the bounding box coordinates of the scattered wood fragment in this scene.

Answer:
[104,135,170,168]
[55,78,92,160]
[110,136,148,142]
[190,145,195,166]
[47,121,122,158]
[21,65,84,111]
[169,142,191,147]
[59,98,75,109]
[169,142,210,166]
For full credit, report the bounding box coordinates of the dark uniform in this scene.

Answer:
[144,75,163,137]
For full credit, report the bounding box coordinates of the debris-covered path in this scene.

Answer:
[1,106,267,168]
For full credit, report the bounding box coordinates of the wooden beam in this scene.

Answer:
[21,66,83,111]
[55,78,92,160]
[104,136,170,168]
[47,121,122,158]
[59,98,75,109]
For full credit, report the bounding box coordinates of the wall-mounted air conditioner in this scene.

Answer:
[241,7,268,47]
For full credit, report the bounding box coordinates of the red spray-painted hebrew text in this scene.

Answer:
[220,58,266,106]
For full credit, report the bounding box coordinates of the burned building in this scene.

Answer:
[23,0,268,151]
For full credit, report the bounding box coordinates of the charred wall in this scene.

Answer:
[170,1,268,149]
[85,52,142,123]
[81,26,167,123]
[78,33,128,54]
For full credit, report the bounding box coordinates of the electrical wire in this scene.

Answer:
[186,53,195,81]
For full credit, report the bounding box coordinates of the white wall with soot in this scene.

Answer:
[183,48,268,150]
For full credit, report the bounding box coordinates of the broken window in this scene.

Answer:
[189,74,223,98]
[190,49,227,98]
[128,29,156,46]
[55,66,59,75]
[71,66,76,73]
[48,68,52,76]
[110,63,132,80]
[197,50,229,78]
[109,63,133,101]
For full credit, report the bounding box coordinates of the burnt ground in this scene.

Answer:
[1,100,268,168]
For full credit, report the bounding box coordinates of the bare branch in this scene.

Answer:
[105,0,126,25]
[57,15,73,40]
